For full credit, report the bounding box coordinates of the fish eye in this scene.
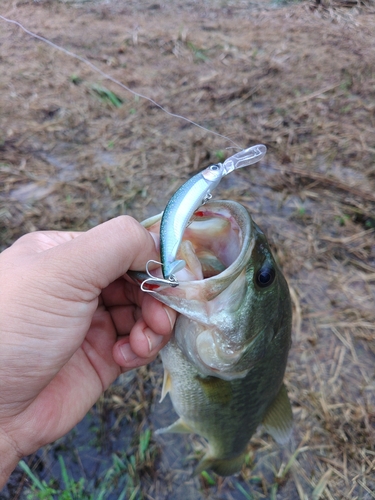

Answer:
[210,164,220,171]
[255,265,275,288]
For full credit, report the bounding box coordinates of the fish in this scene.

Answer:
[160,145,267,281]
[129,200,292,476]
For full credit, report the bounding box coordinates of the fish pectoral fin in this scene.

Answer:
[155,418,193,435]
[262,383,293,445]
[160,369,172,403]
[196,375,232,405]
[194,451,246,477]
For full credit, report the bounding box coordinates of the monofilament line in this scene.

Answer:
[0,14,242,149]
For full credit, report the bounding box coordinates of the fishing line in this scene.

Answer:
[0,14,242,149]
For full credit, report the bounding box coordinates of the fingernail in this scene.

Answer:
[145,329,164,353]
[149,232,160,250]
[120,343,138,363]
[163,307,174,332]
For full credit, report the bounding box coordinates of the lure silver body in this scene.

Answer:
[160,144,267,282]
[160,163,225,280]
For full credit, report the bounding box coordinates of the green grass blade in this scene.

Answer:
[18,460,46,491]
[200,470,216,486]
[58,455,71,491]
[117,488,128,500]
[235,482,254,500]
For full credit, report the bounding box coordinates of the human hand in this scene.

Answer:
[0,216,176,487]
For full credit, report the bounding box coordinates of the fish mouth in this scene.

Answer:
[140,200,253,291]
[129,200,256,378]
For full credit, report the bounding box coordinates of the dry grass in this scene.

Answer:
[1,0,375,498]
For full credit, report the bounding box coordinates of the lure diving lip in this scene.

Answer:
[157,144,267,283]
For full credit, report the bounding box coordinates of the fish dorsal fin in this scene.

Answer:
[155,418,193,435]
[160,368,172,403]
[262,383,293,445]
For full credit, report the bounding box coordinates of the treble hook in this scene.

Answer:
[140,259,180,292]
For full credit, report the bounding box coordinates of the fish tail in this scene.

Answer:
[194,451,246,477]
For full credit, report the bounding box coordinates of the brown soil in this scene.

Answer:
[1,0,375,499]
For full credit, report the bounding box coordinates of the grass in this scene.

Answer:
[200,470,216,486]
[90,84,123,108]
[186,41,209,62]
[235,482,254,499]
[19,458,92,500]
[214,150,226,163]
[16,386,158,500]
[70,74,82,85]
[18,426,157,500]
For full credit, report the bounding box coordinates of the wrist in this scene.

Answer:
[0,429,21,490]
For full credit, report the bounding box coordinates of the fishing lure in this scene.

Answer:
[141,144,267,290]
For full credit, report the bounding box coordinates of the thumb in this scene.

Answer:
[46,215,159,296]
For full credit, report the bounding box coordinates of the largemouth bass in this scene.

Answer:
[129,200,292,476]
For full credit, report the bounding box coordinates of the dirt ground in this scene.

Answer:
[1,0,375,499]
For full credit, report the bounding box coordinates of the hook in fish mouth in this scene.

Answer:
[141,260,179,292]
